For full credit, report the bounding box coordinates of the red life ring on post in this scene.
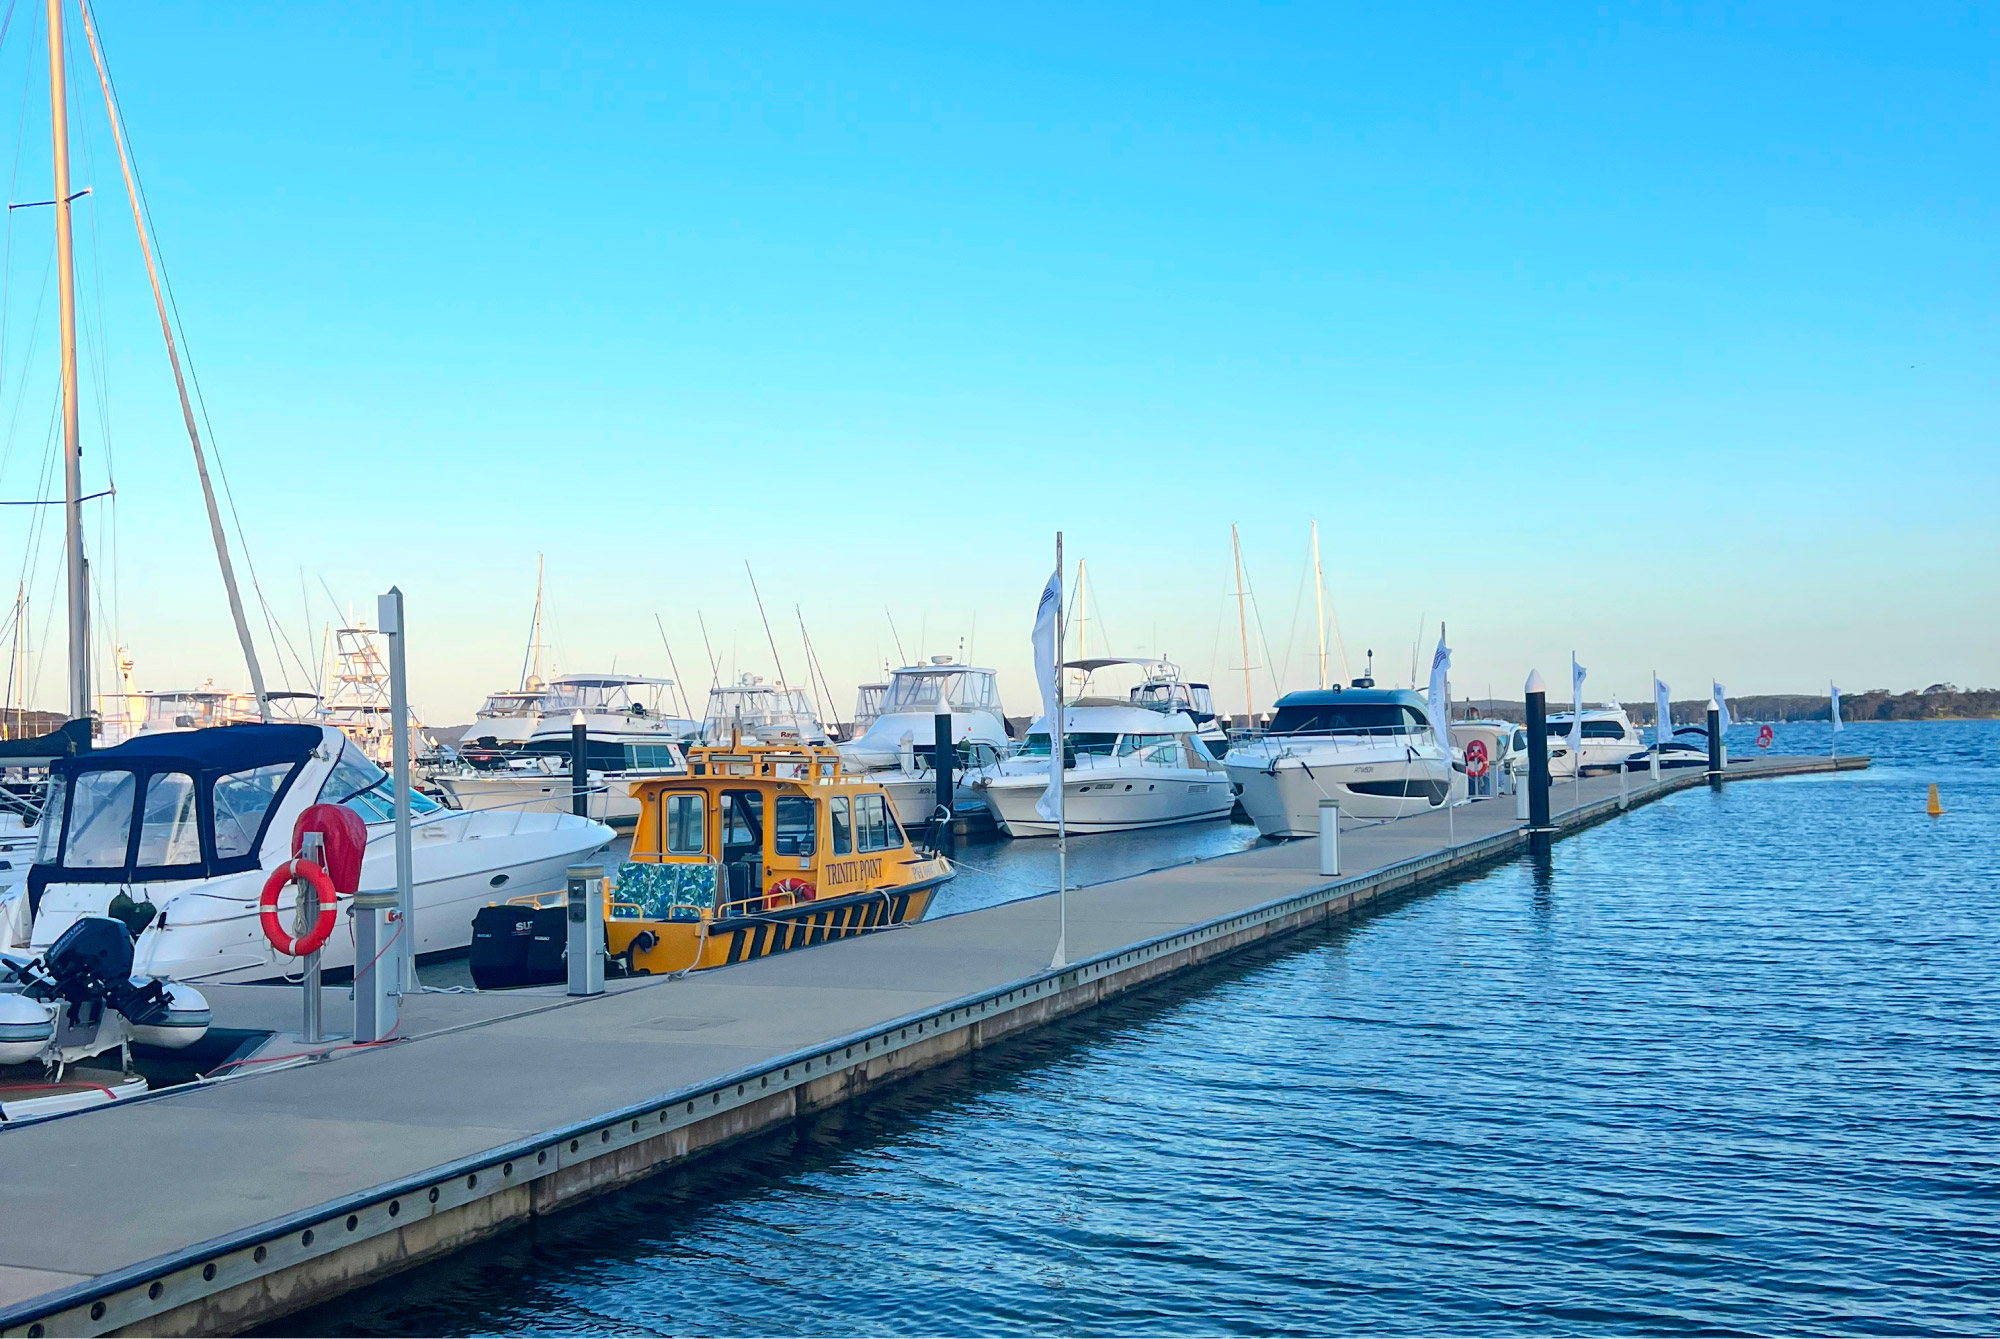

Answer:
[1756,725,1774,750]
[258,859,339,957]
[1464,739,1489,778]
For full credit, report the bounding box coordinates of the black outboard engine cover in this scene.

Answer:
[36,915,170,1027]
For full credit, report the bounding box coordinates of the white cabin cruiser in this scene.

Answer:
[453,687,548,762]
[437,675,693,826]
[1504,707,1648,783]
[1121,658,1226,750]
[26,724,614,984]
[838,658,1011,825]
[1225,687,1453,837]
[976,699,1233,837]
[702,674,828,746]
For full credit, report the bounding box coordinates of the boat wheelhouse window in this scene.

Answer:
[1142,739,1185,768]
[830,796,852,854]
[1018,731,1118,758]
[214,764,291,859]
[137,773,201,865]
[774,795,816,857]
[1116,732,1175,757]
[66,771,137,868]
[1266,703,1414,735]
[35,780,65,863]
[626,744,680,771]
[319,743,441,823]
[1512,729,1530,752]
[664,793,705,855]
[855,793,894,852]
[1544,720,1627,740]
[721,792,762,848]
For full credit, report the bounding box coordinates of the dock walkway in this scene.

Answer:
[0,754,1865,1336]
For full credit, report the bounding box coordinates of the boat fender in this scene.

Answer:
[106,890,158,941]
[258,859,339,958]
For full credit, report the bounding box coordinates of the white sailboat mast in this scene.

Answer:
[77,1,270,720]
[48,0,87,720]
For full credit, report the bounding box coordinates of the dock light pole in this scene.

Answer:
[379,588,417,993]
[933,712,955,857]
[298,830,326,1044]
[1524,669,1552,832]
[566,865,605,997]
[571,711,589,818]
[1318,798,1340,876]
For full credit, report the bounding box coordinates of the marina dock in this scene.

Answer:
[0,753,1865,1337]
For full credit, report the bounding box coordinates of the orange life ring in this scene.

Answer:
[768,877,816,906]
[258,858,339,957]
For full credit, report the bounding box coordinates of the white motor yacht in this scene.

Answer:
[1533,704,1645,777]
[702,674,828,746]
[976,674,1233,837]
[453,686,548,762]
[849,683,888,738]
[1117,658,1227,752]
[1225,687,1453,837]
[24,724,614,985]
[838,657,1012,826]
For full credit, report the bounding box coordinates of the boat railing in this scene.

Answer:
[1229,723,1431,746]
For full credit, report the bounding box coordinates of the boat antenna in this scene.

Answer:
[652,613,694,721]
[518,555,544,691]
[695,611,722,692]
[78,1,271,721]
[745,562,792,691]
[884,607,907,666]
[1231,524,1254,727]
[1311,520,1327,691]
[795,605,838,736]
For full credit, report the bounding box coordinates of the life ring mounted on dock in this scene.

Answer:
[258,859,339,958]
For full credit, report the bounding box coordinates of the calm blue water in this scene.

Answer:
[297,721,1999,1337]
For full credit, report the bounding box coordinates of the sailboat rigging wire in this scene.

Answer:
[0,484,101,502]
[695,611,721,693]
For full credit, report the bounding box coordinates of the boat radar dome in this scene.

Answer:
[1525,669,1546,694]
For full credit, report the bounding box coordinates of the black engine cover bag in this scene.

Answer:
[469,905,566,989]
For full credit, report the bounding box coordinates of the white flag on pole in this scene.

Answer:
[1830,682,1843,733]
[1654,675,1671,747]
[1568,654,1586,759]
[1712,682,1731,732]
[1427,629,1452,761]
[1031,566,1064,822]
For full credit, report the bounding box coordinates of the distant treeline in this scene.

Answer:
[1460,685,1998,726]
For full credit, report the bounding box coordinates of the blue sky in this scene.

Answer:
[0,1,1991,722]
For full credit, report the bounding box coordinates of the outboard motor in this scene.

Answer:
[33,916,172,1031]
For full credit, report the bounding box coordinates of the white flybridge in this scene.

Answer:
[25,724,614,985]
[975,660,1234,837]
[837,657,1010,825]
[1112,657,1225,749]
[1225,686,1455,837]
[454,688,549,758]
[435,674,694,827]
[702,673,828,746]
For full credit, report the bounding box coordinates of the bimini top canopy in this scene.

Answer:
[31,724,328,905]
[60,723,323,777]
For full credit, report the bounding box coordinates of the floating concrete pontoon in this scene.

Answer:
[0,754,1864,1336]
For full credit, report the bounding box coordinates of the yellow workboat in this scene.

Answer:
[606,740,953,974]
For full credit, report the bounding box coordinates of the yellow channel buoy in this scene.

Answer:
[1928,783,1945,817]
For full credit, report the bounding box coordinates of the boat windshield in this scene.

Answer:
[42,757,303,870]
[478,692,544,719]
[1266,703,1425,736]
[1017,732,1119,758]
[544,679,657,716]
[1546,720,1629,739]
[317,742,442,822]
[884,670,998,713]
